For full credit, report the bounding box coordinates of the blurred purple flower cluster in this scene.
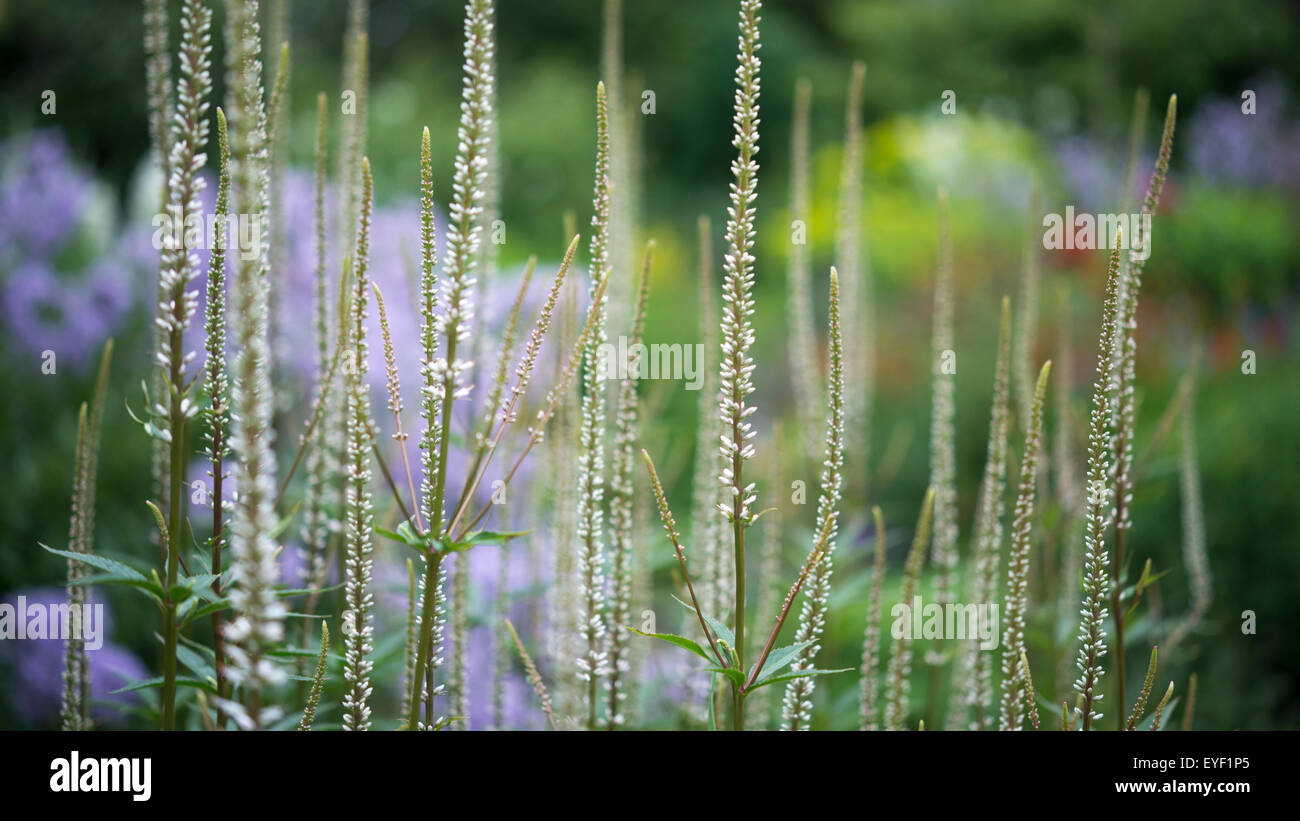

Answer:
[0,587,149,728]
[0,130,141,370]
[1187,77,1300,190]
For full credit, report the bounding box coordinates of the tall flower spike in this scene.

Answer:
[1013,183,1042,433]
[302,92,334,598]
[717,2,763,723]
[999,360,1052,731]
[949,296,1012,730]
[781,266,846,731]
[1168,368,1209,652]
[222,0,286,732]
[298,622,329,731]
[576,81,614,730]
[690,215,724,643]
[373,282,420,526]
[605,242,653,728]
[548,277,582,725]
[884,488,935,731]
[786,78,821,462]
[1125,645,1158,731]
[507,619,559,731]
[205,107,233,715]
[431,0,496,730]
[837,61,871,464]
[1074,231,1125,730]
[336,19,368,260]
[341,158,376,731]
[1119,88,1151,214]
[928,188,959,606]
[503,240,577,418]
[1109,96,1175,721]
[417,125,441,526]
[60,404,91,732]
[1054,282,1084,695]
[434,0,495,443]
[858,505,886,730]
[601,0,631,321]
[143,0,174,182]
[60,342,112,731]
[409,125,443,726]
[155,0,213,731]
[470,0,502,417]
[1149,682,1174,731]
[143,0,175,546]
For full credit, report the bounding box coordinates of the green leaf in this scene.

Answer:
[173,644,216,682]
[376,525,426,549]
[745,667,852,692]
[671,594,735,649]
[277,582,343,598]
[39,544,163,598]
[108,676,218,695]
[68,573,166,600]
[461,528,531,545]
[181,598,231,628]
[703,666,745,687]
[751,640,816,684]
[124,395,170,442]
[442,528,532,553]
[627,627,713,662]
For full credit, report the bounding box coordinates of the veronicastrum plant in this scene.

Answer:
[40,0,1208,734]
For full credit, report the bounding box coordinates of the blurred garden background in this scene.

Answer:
[1,0,1297,729]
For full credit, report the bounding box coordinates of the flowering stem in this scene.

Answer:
[746,540,828,693]
[162,401,185,731]
[719,0,763,733]
[732,485,746,731]
[641,449,726,668]
[407,551,445,730]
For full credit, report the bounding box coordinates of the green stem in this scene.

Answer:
[407,552,444,730]
[161,398,185,730]
[210,415,227,729]
[732,448,746,731]
[1112,526,1127,730]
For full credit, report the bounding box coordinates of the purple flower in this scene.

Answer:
[0,129,142,370]
[0,587,150,728]
[1,260,110,370]
[1054,136,1121,212]
[1187,78,1300,191]
[0,130,91,259]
